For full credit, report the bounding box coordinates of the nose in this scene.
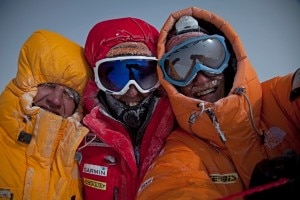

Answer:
[192,71,211,85]
[125,84,139,96]
[46,87,64,108]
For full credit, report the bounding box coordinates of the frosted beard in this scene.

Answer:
[104,93,153,131]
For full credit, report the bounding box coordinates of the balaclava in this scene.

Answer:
[84,17,159,133]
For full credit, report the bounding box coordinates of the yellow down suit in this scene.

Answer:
[0,30,91,199]
[137,7,300,200]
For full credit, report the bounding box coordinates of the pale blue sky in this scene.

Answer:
[1,0,300,92]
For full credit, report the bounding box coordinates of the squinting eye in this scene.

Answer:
[63,88,75,100]
[42,83,56,88]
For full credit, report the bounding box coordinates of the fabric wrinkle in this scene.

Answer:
[0,29,91,199]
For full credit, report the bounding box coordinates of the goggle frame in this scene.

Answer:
[94,56,160,95]
[159,35,230,87]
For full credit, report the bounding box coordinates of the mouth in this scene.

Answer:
[191,80,219,99]
[122,97,144,107]
[126,102,139,107]
[40,106,60,116]
[194,87,217,98]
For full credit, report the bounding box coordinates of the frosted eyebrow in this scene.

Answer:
[39,82,80,103]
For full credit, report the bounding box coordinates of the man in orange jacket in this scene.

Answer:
[137,7,300,199]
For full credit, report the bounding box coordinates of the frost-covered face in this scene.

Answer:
[179,72,225,103]
[33,83,78,118]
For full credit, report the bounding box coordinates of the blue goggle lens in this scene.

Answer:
[159,35,230,86]
[94,56,159,95]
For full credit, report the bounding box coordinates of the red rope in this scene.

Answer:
[218,178,290,200]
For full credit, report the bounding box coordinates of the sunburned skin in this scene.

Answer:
[33,83,78,118]
[179,72,225,103]
[112,85,151,107]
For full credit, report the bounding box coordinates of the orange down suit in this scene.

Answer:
[0,30,91,199]
[137,7,300,200]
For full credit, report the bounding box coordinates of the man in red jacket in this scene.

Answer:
[76,17,174,200]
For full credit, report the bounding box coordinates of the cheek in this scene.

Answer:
[216,75,225,88]
[64,99,76,116]
[215,74,225,81]
[178,85,192,96]
[33,87,52,104]
[33,92,46,104]
[141,92,151,98]
[112,94,121,100]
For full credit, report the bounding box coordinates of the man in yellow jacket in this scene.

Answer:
[0,30,91,199]
[137,7,300,199]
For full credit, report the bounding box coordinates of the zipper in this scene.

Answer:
[113,187,119,200]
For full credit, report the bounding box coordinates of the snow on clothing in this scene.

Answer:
[0,30,91,199]
[137,7,300,200]
[78,90,174,200]
[77,17,175,200]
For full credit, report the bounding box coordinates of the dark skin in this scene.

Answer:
[179,72,225,103]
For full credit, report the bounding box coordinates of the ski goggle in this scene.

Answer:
[94,56,160,95]
[159,35,230,87]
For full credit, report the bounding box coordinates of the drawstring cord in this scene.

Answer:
[189,102,227,143]
[76,134,97,151]
[75,134,97,163]
[233,87,263,138]
[206,108,227,143]
[188,102,205,124]
[188,86,263,144]
[13,111,33,130]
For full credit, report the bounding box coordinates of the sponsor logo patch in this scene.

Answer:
[210,173,238,184]
[264,127,286,149]
[83,163,108,177]
[84,178,107,190]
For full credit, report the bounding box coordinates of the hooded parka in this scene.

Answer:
[0,30,91,200]
[137,7,300,200]
[76,18,175,200]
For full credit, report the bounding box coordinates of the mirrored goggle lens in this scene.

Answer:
[97,58,158,93]
[160,35,230,85]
